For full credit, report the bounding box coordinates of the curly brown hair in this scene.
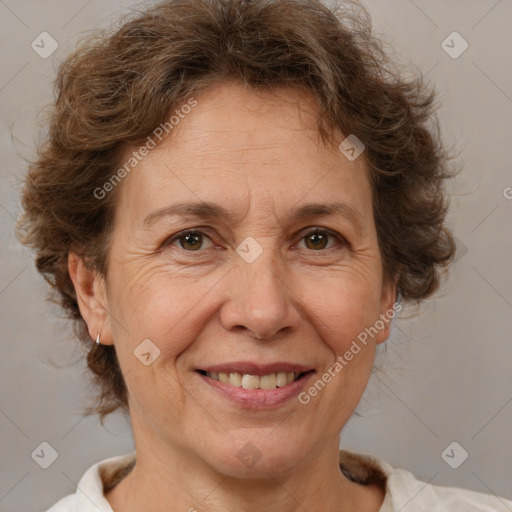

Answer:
[17,0,456,419]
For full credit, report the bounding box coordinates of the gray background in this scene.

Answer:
[0,0,511,510]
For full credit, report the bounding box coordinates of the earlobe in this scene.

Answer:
[68,253,113,345]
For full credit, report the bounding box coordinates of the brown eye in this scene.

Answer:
[299,229,344,251]
[170,231,213,251]
[305,231,328,250]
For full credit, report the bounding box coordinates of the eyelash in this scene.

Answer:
[164,227,348,254]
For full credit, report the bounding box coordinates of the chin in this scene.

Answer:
[198,429,314,479]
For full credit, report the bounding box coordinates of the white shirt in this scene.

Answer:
[46,451,512,511]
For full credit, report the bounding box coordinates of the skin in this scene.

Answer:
[69,80,396,512]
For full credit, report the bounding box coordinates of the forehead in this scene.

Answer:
[115,81,372,223]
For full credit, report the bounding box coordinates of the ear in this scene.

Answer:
[68,252,113,345]
[375,273,399,345]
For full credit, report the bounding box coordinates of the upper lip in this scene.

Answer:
[197,362,314,376]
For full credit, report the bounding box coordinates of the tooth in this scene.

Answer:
[229,373,242,387]
[276,372,288,387]
[259,373,277,390]
[241,374,260,389]
[212,371,305,388]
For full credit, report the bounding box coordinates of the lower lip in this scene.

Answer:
[197,372,315,408]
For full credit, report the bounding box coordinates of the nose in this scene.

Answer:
[219,248,301,341]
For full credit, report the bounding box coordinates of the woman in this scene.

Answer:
[17,0,512,510]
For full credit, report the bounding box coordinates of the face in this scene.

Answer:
[82,81,396,477]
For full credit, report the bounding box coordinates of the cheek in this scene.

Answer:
[302,272,382,354]
[106,267,207,421]
[106,261,203,357]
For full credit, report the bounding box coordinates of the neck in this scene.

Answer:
[105,433,384,512]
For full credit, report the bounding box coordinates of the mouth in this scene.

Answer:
[196,369,312,390]
[194,362,315,407]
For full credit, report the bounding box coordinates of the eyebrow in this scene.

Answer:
[142,200,364,232]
